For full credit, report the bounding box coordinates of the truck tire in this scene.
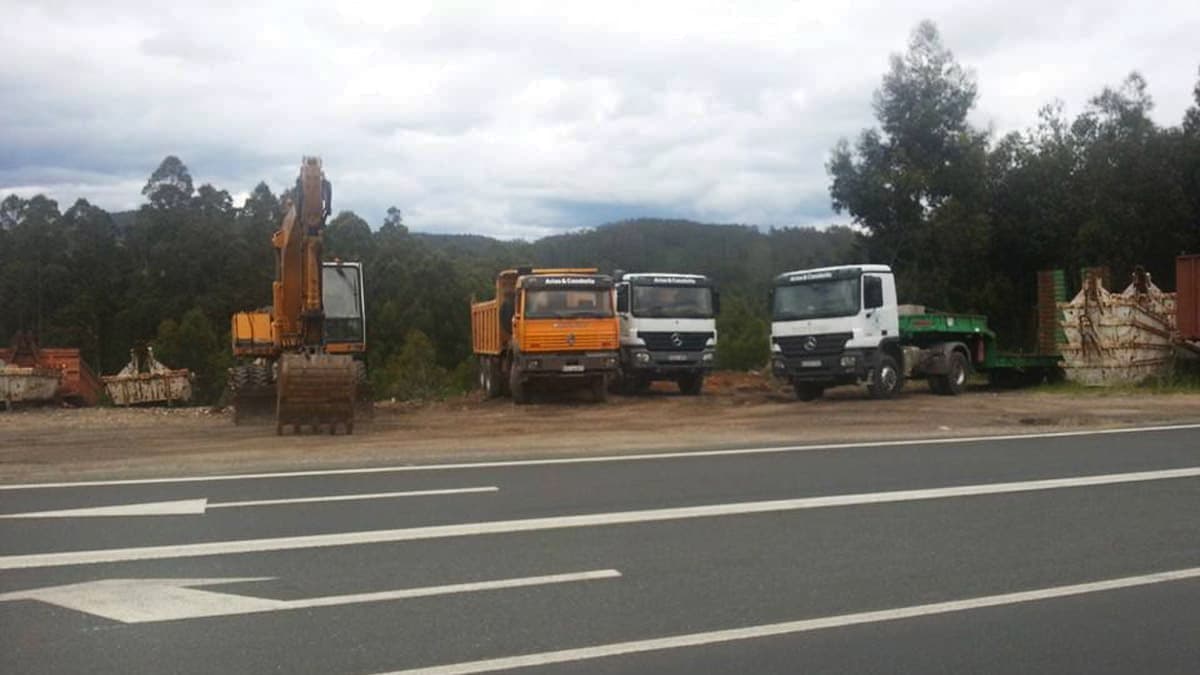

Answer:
[510,369,531,405]
[931,351,968,396]
[868,355,903,399]
[481,358,502,399]
[591,375,609,402]
[677,373,704,396]
[793,382,824,401]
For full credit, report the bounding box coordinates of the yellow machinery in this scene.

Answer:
[229,157,367,433]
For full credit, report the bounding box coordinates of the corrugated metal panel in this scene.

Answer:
[1178,255,1200,341]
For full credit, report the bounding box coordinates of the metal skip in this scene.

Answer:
[102,347,192,406]
[1059,267,1177,385]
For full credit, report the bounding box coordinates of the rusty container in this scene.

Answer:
[1178,255,1200,341]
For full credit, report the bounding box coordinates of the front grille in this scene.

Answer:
[639,331,713,351]
[774,332,853,358]
[526,333,615,351]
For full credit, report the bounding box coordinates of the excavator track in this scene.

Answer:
[276,353,357,435]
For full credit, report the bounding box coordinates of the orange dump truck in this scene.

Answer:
[471,268,619,403]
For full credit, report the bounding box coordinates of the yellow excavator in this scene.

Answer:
[229,157,367,434]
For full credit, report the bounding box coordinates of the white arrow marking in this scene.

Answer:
[0,569,620,623]
[0,487,497,519]
[0,499,209,518]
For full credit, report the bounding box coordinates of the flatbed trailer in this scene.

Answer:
[899,309,1062,387]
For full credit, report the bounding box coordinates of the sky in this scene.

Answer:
[2,1,1198,239]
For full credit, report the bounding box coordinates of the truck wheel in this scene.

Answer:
[482,358,503,399]
[934,352,968,396]
[868,355,903,399]
[510,369,531,405]
[677,374,704,396]
[794,382,824,401]
[591,375,609,403]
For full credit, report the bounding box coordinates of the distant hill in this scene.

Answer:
[415,218,863,295]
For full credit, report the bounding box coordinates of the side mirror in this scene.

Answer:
[616,285,629,313]
[767,288,775,312]
[712,290,721,315]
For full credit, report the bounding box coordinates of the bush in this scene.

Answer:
[372,329,455,401]
[716,295,769,370]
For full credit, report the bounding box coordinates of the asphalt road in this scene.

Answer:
[2,424,1198,674]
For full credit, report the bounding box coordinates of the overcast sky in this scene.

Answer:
[2,1,1198,239]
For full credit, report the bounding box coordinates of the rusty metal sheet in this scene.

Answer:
[102,348,193,406]
[1177,255,1200,342]
[1058,269,1177,386]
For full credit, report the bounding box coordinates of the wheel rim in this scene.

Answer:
[953,363,966,386]
[880,365,897,391]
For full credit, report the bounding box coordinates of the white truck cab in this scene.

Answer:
[769,264,903,400]
[613,272,719,395]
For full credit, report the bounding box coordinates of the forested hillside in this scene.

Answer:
[2,21,1198,404]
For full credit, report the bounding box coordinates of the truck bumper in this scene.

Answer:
[515,352,618,378]
[771,349,873,383]
[621,347,715,377]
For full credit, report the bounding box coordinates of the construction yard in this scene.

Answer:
[2,371,1198,484]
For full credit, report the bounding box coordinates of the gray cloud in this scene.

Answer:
[1,1,1198,238]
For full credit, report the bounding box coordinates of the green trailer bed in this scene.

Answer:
[899,310,1061,374]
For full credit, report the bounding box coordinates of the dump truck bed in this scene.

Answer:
[471,298,503,355]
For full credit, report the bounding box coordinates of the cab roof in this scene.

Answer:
[774,264,892,283]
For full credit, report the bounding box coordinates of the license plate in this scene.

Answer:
[667,354,688,362]
[801,359,822,368]
[562,365,585,373]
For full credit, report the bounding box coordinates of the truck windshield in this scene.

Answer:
[773,278,860,321]
[524,289,613,319]
[632,286,713,318]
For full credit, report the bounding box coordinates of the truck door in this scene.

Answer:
[862,275,885,340]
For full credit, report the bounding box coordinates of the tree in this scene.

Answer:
[142,155,194,210]
[827,20,991,312]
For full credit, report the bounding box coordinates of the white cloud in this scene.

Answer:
[1,0,1197,239]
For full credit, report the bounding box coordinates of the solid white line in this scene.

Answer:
[3,423,1198,491]
[380,566,1200,674]
[0,488,498,519]
[209,486,499,509]
[3,465,1197,570]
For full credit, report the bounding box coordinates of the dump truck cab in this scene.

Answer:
[613,272,718,395]
[472,268,619,403]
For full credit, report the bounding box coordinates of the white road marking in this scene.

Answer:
[2,423,1197,491]
[380,566,1200,674]
[209,486,498,509]
[0,569,620,623]
[0,487,497,519]
[0,499,208,518]
[3,466,1197,570]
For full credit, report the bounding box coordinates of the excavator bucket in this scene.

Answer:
[275,353,357,435]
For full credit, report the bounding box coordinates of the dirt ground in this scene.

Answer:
[2,371,1199,483]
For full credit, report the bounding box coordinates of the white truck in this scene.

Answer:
[769,264,1061,401]
[613,272,719,395]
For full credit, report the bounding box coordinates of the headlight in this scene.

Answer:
[605,357,617,368]
[840,355,857,368]
[771,341,782,353]
[705,337,716,348]
[702,352,714,362]
[528,359,541,369]
[635,351,651,363]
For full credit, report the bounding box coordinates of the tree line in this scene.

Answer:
[2,20,1197,403]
